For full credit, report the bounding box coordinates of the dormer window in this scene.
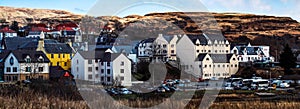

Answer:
[9,57,14,65]
[25,56,31,63]
[38,56,44,62]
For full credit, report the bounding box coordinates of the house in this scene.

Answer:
[231,43,273,62]
[27,27,50,38]
[196,54,239,79]
[72,49,132,86]
[137,38,156,62]
[152,34,178,61]
[4,50,50,82]
[49,66,74,85]
[36,36,74,71]
[112,45,137,63]
[98,51,132,86]
[0,27,17,39]
[52,22,82,43]
[176,33,233,78]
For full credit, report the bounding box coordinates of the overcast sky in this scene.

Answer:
[1,0,300,21]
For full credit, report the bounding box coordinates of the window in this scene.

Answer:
[107,62,110,66]
[206,58,209,61]
[88,75,92,79]
[233,58,236,61]
[26,76,30,80]
[63,54,65,58]
[107,77,111,82]
[88,67,92,72]
[77,60,79,64]
[88,60,92,64]
[107,69,111,74]
[51,54,54,58]
[204,65,207,68]
[235,64,238,67]
[208,50,211,53]
[25,67,31,72]
[95,74,99,78]
[6,67,11,72]
[101,69,104,73]
[121,76,124,81]
[163,44,167,48]
[64,62,67,66]
[25,58,31,63]
[58,54,60,58]
[218,65,220,67]
[38,67,43,72]
[197,50,200,53]
[171,44,174,48]
[121,61,124,66]
[13,67,17,72]
[76,67,79,72]
[171,50,175,54]
[57,62,59,66]
[95,67,98,71]
[101,77,104,81]
[120,69,124,73]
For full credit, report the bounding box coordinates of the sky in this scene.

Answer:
[1,0,300,21]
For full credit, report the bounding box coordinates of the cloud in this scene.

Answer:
[74,8,87,12]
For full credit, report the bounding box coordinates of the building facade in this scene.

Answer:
[4,50,50,81]
[231,43,273,62]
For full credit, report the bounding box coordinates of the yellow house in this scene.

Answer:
[37,39,74,70]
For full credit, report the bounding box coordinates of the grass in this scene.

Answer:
[0,81,300,109]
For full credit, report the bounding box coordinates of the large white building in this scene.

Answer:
[4,50,50,81]
[196,54,239,79]
[176,33,237,79]
[231,43,273,62]
[72,49,132,86]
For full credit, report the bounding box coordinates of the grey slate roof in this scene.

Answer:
[187,34,208,45]
[11,50,50,63]
[5,37,39,50]
[209,54,233,63]
[235,46,264,55]
[78,50,122,62]
[44,43,73,54]
[112,45,135,54]
[140,38,155,43]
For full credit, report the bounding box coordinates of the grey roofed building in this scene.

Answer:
[44,43,73,54]
[203,33,226,41]
[77,50,122,62]
[234,46,264,55]
[112,45,135,54]
[11,49,50,63]
[196,53,234,63]
[209,54,233,63]
[5,37,39,50]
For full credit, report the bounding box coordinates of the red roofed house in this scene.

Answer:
[27,23,51,39]
[0,27,17,39]
[52,22,82,43]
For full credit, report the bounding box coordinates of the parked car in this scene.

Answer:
[119,88,132,95]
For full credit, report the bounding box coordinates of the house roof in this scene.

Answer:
[196,53,208,61]
[209,54,233,63]
[140,38,155,43]
[5,37,39,50]
[44,43,73,54]
[0,50,10,67]
[187,34,208,45]
[0,27,16,33]
[77,50,123,62]
[11,50,50,63]
[112,45,135,54]
[235,46,265,55]
[78,50,105,59]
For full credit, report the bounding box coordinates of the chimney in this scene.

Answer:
[37,38,45,52]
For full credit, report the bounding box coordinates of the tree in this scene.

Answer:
[10,21,19,32]
[279,44,297,75]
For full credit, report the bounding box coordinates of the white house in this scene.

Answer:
[4,50,50,82]
[137,38,156,61]
[196,54,239,79]
[152,34,178,61]
[72,49,132,86]
[99,51,132,86]
[176,33,236,79]
[231,43,273,62]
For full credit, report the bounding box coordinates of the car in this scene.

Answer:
[119,88,133,95]
[240,86,251,90]
[156,87,166,93]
